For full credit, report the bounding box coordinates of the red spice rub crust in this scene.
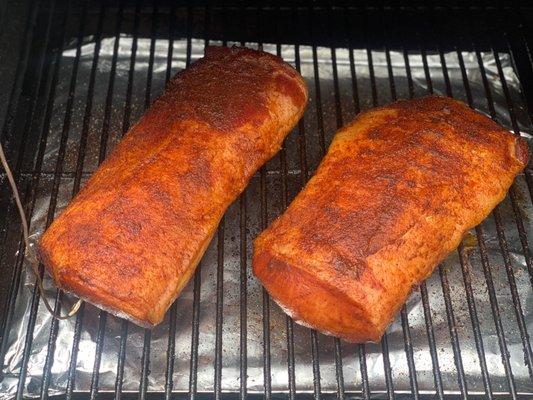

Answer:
[39,46,308,326]
[253,96,528,343]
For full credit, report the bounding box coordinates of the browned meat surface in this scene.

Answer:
[253,96,528,343]
[39,46,308,327]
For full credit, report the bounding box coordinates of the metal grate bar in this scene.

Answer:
[277,10,296,400]
[458,245,494,399]
[259,165,271,399]
[113,3,142,398]
[358,346,370,400]
[0,0,51,247]
[507,190,533,287]
[418,11,469,399]
[492,27,533,289]
[0,0,41,145]
[506,14,533,202]
[89,313,108,400]
[114,321,129,400]
[307,8,326,400]
[491,209,533,377]
[138,4,159,399]
[254,7,273,400]
[292,7,309,188]
[15,3,88,397]
[486,16,533,383]
[238,8,248,400]
[413,21,446,399]
[428,10,515,395]
[418,283,444,397]
[6,0,64,392]
[164,6,181,399]
[503,11,533,203]
[361,9,395,398]
[0,1,54,369]
[98,2,124,162]
[214,7,230,399]
[466,20,522,399]
[65,3,123,398]
[380,11,420,399]
[345,7,369,399]
[280,90,296,400]
[0,0,58,375]
[42,4,106,398]
[239,193,248,400]
[309,8,327,158]
[325,10,345,398]
[469,19,525,393]
[214,220,225,400]
[139,329,152,400]
[437,267,469,398]
[453,39,494,399]
[188,8,211,400]
[66,307,85,397]
[2,4,533,399]
[470,27,533,292]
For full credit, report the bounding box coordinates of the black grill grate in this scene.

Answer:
[1,1,533,399]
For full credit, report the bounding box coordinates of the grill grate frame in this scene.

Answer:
[0,2,533,399]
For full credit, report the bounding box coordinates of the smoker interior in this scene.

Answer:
[1,1,533,399]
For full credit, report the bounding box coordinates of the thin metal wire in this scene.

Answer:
[1,143,81,323]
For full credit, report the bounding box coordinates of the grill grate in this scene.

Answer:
[0,2,533,399]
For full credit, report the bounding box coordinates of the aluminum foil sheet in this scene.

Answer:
[1,34,532,398]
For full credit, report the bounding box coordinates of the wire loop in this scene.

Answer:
[0,141,82,320]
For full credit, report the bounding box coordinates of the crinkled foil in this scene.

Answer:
[1,36,532,398]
